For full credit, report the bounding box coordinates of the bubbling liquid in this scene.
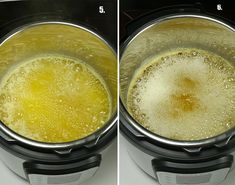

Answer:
[127,48,235,141]
[0,55,111,143]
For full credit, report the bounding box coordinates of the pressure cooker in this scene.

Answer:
[120,11,235,185]
[0,21,117,185]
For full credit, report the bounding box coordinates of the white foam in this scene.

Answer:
[128,49,235,140]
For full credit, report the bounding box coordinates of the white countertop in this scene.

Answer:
[120,135,235,185]
[0,139,117,185]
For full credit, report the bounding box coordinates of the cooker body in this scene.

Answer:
[0,122,116,185]
[121,132,235,185]
[121,111,235,185]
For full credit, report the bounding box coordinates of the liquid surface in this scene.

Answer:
[127,48,235,141]
[0,56,111,143]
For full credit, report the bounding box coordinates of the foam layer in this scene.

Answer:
[127,48,235,141]
[0,55,111,143]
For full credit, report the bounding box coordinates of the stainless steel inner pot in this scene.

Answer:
[120,14,235,148]
[0,21,117,150]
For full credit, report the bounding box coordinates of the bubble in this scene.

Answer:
[228,77,234,82]
[192,51,198,56]
[219,65,224,70]
[163,56,169,61]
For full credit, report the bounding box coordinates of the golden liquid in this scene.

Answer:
[127,48,235,141]
[0,56,111,143]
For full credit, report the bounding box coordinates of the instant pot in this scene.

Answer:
[120,1,235,185]
[0,0,117,185]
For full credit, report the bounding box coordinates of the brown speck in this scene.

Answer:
[169,93,200,119]
[178,76,198,89]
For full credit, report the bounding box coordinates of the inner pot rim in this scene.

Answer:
[0,21,117,150]
[120,13,235,149]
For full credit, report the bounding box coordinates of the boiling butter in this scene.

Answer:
[0,55,111,143]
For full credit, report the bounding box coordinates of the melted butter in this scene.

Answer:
[0,55,111,143]
[127,48,235,141]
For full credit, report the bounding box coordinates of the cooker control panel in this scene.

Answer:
[28,167,98,185]
[24,154,101,185]
[152,155,233,185]
[156,168,230,185]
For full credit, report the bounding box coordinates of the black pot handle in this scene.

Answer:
[24,154,101,185]
[152,155,233,185]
